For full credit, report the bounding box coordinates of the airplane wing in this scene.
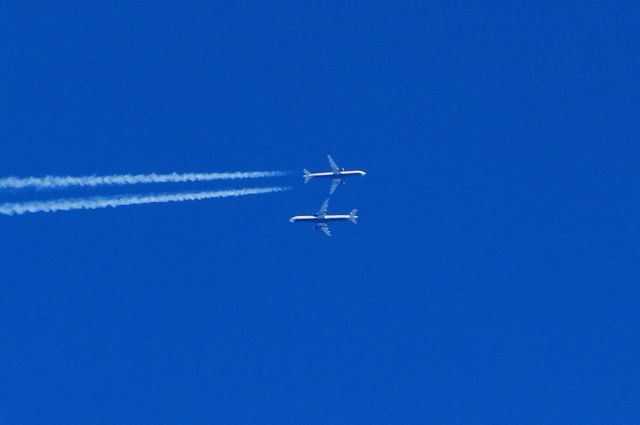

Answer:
[327,154,339,172]
[316,223,332,237]
[317,198,330,215]
[330,178,342,195]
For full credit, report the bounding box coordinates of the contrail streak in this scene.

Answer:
[0,171,289,190]
[0,186,290,216]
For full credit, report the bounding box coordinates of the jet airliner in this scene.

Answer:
[289,198,358,237]
[303,155,366,194]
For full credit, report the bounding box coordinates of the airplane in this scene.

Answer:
[289,198,358,237]
[303,154,366,195]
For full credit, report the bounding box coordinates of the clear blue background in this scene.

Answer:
[1,1,639,423]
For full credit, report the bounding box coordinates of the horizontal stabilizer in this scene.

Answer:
[303,169,312,183]
[349,209,358,224]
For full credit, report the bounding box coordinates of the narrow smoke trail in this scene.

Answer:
[0,171,289,190]
[0,186,290,216]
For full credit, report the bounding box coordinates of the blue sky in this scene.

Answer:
[1,1,639,423]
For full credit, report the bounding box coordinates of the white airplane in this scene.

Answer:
[303,154,366,194]
[289,198,358,237]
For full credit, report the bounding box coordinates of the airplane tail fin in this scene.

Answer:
[303,169,312,183]
[349,209,358,224]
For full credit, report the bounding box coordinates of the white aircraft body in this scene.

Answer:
[303,155,366,194]
[289,199,358,237]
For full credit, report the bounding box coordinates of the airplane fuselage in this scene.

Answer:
[307,170,366,179]
[289,214,356,223]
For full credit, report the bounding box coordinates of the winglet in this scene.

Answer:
[349,209,358,224]
[303,169,312,183]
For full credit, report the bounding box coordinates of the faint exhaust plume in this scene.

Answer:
[0,186,290,216]
[0,171,289,190]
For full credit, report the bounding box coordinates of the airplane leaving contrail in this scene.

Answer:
[0,186,290,216]
[0,171,289,190]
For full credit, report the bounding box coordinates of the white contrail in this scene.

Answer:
[0,186,290,216]
[0,171,289,190]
